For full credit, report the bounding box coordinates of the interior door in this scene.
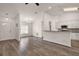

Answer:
[0,19,16,41]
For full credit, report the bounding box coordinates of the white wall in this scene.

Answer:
[32,12,43,37]
[0,15,19,41]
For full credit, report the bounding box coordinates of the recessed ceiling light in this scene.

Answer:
[64,7,78,11]
[48,6,52,9]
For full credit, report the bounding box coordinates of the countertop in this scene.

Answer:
[43,30,70,32]
[43,28,79,33]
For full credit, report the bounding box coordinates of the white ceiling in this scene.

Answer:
[17,3,79,11]
[0,3,79,18]
[0,3,18,18]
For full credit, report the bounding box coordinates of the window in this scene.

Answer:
[20,25,28,34]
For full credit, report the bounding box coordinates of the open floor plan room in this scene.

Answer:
[0,3,79,56]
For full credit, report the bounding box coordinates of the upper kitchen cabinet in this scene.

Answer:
[58,12,79,28]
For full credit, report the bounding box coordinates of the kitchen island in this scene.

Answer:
[43,31,71,47]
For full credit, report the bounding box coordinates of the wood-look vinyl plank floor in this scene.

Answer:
[0,37,79,56]
[27,37,79,56]
[0,39,19,56]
